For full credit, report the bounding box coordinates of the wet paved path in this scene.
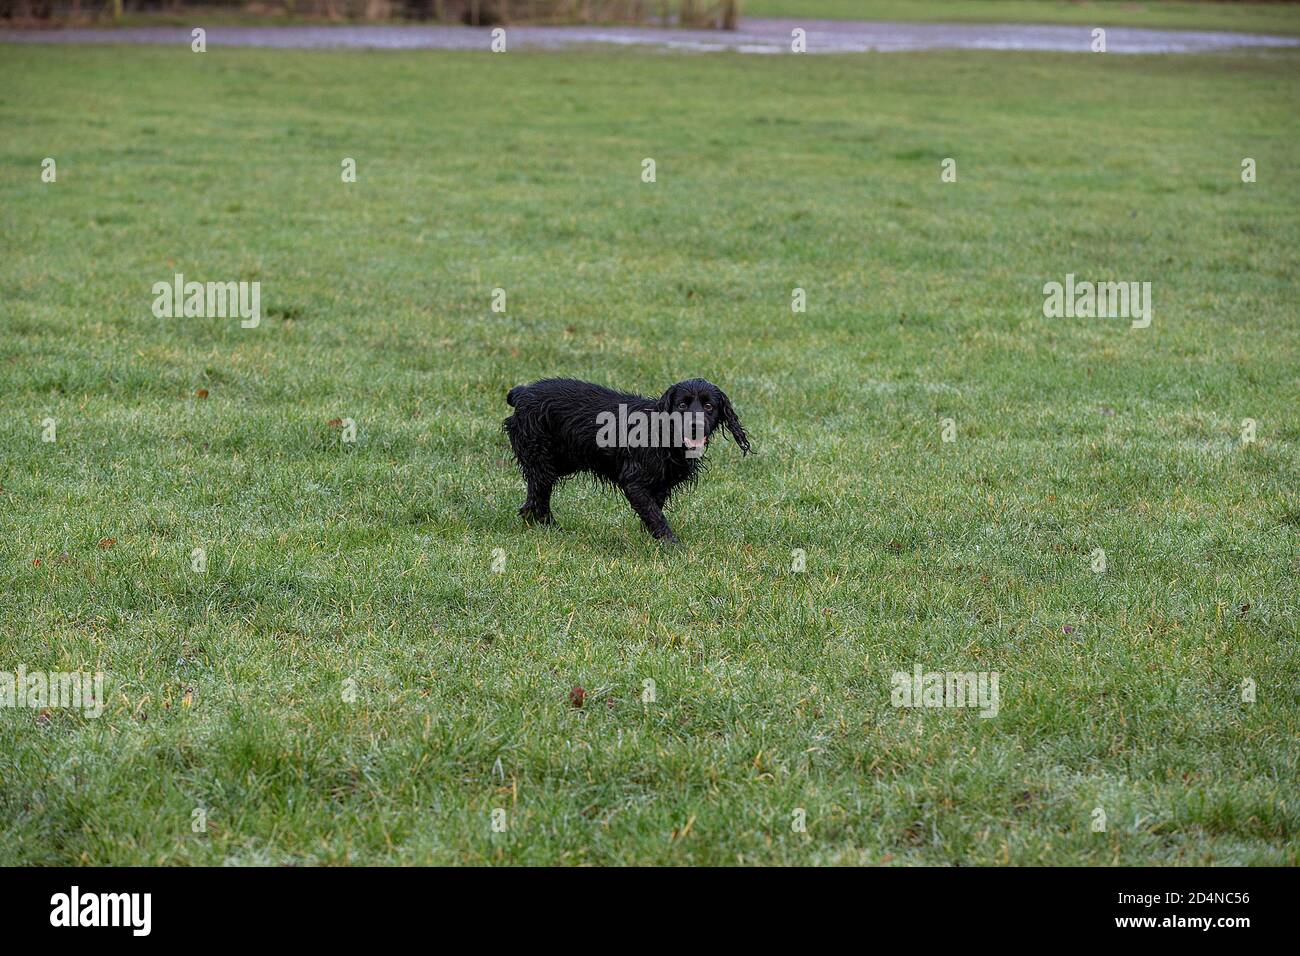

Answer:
[3,18,1297,54]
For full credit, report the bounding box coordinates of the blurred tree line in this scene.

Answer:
[0,0,739,27]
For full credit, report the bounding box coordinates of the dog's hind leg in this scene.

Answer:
[520,478,555,525]
[504,416,556,526]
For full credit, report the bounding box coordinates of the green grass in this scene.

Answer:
[744,0,1300,35]
[48,0,1300,35]
[1,43,1297,865]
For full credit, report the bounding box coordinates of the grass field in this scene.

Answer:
[1,42,1297,865]
[745,0,1300,35]
[63,0,1300,35]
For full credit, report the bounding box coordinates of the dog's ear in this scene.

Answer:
[715,387,750,455]
[657,384,678,412]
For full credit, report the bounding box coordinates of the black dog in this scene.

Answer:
[503,378,750,543]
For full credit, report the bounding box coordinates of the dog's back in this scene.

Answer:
[506,378,648,415]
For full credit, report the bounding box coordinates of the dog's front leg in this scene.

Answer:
[621,481,679,544]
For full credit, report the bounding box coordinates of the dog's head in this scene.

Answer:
[658,379,750,456]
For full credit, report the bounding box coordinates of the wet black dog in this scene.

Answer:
[503,378,750,543]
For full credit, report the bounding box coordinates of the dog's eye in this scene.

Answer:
[678,402,688,410]
[704,402,713,409]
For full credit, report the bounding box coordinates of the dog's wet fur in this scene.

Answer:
[503,378,750,543]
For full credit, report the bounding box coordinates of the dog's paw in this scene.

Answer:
[519,507,555,526]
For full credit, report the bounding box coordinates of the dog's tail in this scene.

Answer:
[506,385,525,407]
